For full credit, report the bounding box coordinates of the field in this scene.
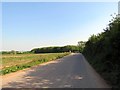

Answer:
[1,53,70,75]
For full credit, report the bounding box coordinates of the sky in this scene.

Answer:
[1,0,119,2]
[2,2,118,51]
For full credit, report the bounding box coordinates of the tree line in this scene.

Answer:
[31,45,80,53]
[83,15,120,88]
[2,50,31,54]
[1,42,86,54]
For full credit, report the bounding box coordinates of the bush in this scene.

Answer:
[83,16,120,88]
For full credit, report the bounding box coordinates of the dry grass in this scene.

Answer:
[1,53,70,76]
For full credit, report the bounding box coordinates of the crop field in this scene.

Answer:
[1,53,70,75]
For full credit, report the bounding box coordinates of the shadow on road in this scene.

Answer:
[2,54,110,88]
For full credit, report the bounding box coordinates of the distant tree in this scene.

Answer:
[31,45,80,53]
[78,41,86,52]
[10,50,16,55]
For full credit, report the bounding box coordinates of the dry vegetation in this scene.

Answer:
[1,53,70,75]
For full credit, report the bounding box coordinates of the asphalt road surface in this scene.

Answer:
[2,53,110,88]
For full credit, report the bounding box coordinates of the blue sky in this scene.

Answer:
[1,0,119,2]
[2,2,118,51]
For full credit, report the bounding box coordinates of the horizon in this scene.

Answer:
[1,44,80,52]
[2,2,117,51]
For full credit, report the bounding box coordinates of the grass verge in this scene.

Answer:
[1,53,70,75]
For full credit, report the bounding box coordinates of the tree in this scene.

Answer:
[10,50,16,55]
[31,45,80,53]
[78,41,86,52]
[82,15,120,88]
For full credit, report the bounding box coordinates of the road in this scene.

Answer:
[2,53,110,88]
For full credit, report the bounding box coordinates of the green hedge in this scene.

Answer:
[83,17,120,88]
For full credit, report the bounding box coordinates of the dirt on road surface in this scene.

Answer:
[2,53,110,88]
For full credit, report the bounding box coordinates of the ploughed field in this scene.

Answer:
[1,53,70,75]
